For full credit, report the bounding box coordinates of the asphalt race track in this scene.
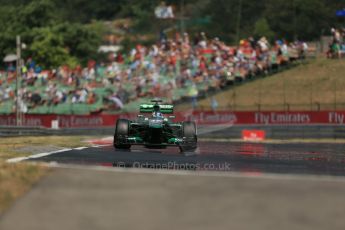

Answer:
[3,140,345,230]
[28,141,345,177]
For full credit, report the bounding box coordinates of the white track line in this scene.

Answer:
[7,148,73,163]
[73,147,89,150]
[92,144,112,148]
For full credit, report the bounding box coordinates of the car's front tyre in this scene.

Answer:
[180,121,197,152]
[113,119,131,149]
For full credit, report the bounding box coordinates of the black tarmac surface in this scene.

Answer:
[29,141,345,177]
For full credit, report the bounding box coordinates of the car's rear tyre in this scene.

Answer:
[113,119,131,149]
[180,121,197,152]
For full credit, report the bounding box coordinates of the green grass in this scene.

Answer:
[0,162,47,215]
[177,58,345,111]
[0,136,94,215]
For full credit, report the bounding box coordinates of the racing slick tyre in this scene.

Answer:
[180,121,197,152]
[113,119,131,149]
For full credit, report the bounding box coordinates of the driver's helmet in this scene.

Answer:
[152,111,163,118]
[152,104,163,118]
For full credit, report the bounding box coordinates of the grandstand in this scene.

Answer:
[0,33,310,115]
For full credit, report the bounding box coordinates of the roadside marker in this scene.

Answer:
[242,130,266,141]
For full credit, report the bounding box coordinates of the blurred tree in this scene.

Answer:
[18,0,57,28]
[204,0,266,43]
[0,6,19,63]
[0,0,343,67]
[264,0,339,41]
[254,17,275,41]
[53,23,103,64]
[28,27,75,68]
[203,0,238,42]
[55,0,123,23]
[0,0,103,68]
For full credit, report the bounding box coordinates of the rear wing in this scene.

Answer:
[140,104,174,114]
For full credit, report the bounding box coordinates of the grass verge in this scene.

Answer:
[0,135,93,215]
[177,58,345,111]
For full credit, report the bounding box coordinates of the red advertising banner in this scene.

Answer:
[178,111,345,125]
[1,111,345,128]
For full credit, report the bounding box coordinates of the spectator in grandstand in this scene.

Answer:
[87,92,97,104]
[188,83,198,108]
[6,63,15,72]
[3,85,14,101]
[210,96,218,111]
[328,27,345,59]
[18,97,28,113]
[29,91,43,107]
[71,88,89,104]
[331,28,342,43]
[54,89,67,105]
[105,92,124,110]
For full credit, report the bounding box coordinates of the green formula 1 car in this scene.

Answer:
[113,99,197,152]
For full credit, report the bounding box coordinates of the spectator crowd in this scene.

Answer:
[0,32,309,114]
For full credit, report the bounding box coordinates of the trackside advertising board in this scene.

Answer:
[1,111,345,128]
[242,130,266,141]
